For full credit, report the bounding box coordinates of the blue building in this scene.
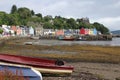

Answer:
[29,26,35,36]
[93,28,97,35]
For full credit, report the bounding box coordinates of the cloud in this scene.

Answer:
[92,16,120,31]
[40,0,68,16]
[0,0,120,30]
[40,0,95,18]
[113,0,120,8]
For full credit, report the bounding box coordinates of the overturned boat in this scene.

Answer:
[0,64,42,80]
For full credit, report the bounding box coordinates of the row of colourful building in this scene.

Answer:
[44,28,99,36]
[0,25,38,37]
[0,25,100,38]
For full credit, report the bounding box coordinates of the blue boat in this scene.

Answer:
[0,64,42,80]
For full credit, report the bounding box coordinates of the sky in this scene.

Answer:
[0,0,120,31]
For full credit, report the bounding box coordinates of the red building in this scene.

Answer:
[80,28,85,34]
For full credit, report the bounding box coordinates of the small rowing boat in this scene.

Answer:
[0,54,74,76]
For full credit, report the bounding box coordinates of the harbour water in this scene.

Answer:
[33,38,120,46]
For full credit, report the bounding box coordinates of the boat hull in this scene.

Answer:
[0,64,42,80]
[0,54,74,75]
[61,38,75,41]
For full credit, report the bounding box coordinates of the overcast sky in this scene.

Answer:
[0,0,120,31]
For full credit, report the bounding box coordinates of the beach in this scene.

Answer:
[43,62,120,80]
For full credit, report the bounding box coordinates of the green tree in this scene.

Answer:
[0,12,6,25]
[43,22,53,29]
[0,13,19,25]
[76,18,82,24]
[93,22,109,34]
[31,10,35,16]
[2,13,9,25]
[66,18,77,29]
[78,22,86,29]
[11,5,17,14]
[54,19,62,29]
[28,17,42,23]
[0,29,3,34]
[17,7,32,25]
[27,16,42,27]
[53,16,65,29]
[43,15,53,22]
[18,7,32,19]
[36,13,42,18]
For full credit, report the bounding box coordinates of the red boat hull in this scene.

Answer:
[62,38,75,41]
[0,54,73,74]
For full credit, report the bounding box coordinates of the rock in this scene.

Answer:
[116,77,120,80]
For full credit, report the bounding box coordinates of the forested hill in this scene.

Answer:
[0,5,110,34]
[111,30,120,35]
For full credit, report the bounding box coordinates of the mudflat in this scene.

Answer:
[42,62,120,80]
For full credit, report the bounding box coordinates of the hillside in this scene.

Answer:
[111,30,120,35]
[0,5,110,34]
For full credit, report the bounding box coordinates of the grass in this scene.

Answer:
[0,38,120,64]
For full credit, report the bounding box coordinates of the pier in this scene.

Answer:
[37,35,112,41]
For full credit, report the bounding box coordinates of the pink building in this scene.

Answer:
[16,26,22,35]
[85,29,89,35]
[11,26,17,32]
[55,30,64,36]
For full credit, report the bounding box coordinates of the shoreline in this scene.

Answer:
[28,38,120,46]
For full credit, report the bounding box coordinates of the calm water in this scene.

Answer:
[33,38,120,46]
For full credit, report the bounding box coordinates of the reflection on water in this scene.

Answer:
[32,38,120,46]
